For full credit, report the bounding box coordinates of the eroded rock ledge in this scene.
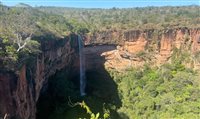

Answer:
[96,28,200,70]
[0,28,200,118]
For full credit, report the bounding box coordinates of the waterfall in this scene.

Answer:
[78,35,86,96]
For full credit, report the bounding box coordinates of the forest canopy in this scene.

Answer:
[38,5,200,32]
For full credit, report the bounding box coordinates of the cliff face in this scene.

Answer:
[0,35,79,119]
[98,28,200,70]
[85,30,124,45]
[84,45,116,71]
[0,27,199,118]
[0,72,17,118]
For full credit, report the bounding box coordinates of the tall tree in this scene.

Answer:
[1,8,37,52]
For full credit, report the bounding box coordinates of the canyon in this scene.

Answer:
[89,28,200,70]
[0,27,200,119]
[0,34,79,119]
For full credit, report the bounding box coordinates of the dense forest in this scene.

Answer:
[109,62,200,119]
[1,4,199,68]
[0,3,74,69]
[0,3,200,119]
[38,6,200,32]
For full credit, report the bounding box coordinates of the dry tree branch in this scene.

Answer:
[3,113,8,119]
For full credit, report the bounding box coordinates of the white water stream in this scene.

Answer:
[78,35,86,96]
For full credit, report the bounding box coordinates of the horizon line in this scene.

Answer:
[1,0,199,8]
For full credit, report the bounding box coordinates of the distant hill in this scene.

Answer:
[0,4,74,39]
[37,5,200,32]
[15,3,32,8]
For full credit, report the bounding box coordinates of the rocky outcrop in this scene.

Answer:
[100,28,200,70]
[0,34,79,119]
[0,71,17,118]
[123,33,147,54]
[0,27,200,118]
[84,45,116,71]
[85,30,124,45]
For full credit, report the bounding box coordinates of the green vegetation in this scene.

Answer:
[0,4,73,69]
[1,4,199,69]
[38,6,200,32]
[37,69,120,119]
[37,58,200,119]
[0,3,200,119]
[71,101,110,119]
[109,63,200,119]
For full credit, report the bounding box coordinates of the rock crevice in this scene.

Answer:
[0,34,79,119]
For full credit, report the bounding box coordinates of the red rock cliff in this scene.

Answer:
[0,34,79,119]
[99,28,200,70]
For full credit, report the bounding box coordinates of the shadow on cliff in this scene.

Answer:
[84,45,122,119]
[66,45,122,119]
[36,44,122,119]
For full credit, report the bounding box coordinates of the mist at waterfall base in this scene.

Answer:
[78,35,86,96]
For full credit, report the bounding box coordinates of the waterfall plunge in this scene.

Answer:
[78,35,86,96]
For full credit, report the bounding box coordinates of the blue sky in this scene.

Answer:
[1,0,199,8]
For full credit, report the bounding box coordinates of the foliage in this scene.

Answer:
[70,101,110,119]
[68,19,89,34]
[38,6,200,32]
[0,4,73,69]
[1,3,199,119]
[79,101,100,119]
[1,4,199,69]
[24,40,41,54]
[109,63,200,119]
[0,34,18,68]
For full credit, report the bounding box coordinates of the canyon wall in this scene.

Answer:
[85,28,200,70]
[84,45,116,71]
[0,34,79,119]
[0,27,200,119]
